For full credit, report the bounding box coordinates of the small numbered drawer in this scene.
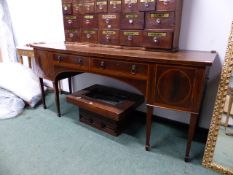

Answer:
[83,0,95,13]
[99,13,120,29]
[62,0,73,3]
[81,14,98,29]
[64,15,80,29]
[62,3,72,15]
[120,12,144,30]
[73,1,83,14]
[143,30,173,49]
[138,0,156,11]
[108,0,122,13]
[91,58,148,78]
[53,54,89,67]
[122,0,138,12]
[99,30,120,45]
[156,0,177,11]
[145,12,175,29]
[65,29,80,42]
[95,0,108,13]
[120,30,143,47]
[80,29,98,43]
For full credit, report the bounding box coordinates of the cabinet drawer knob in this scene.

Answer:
[69,33,74,38]
[64,6,68,11]
[156,18,161,24]
[68,19,73,24]
[129,19,133,24]
[86,34,91,39]
[127,35,133,41]
[78,58,83,65]
[105,35,110,40]
[105,18,110,24]
[85,19,90,24]
[128,2,132,8]
[99,5,103,9]
[131,64,136,74]
[57,55,63,62]
[144,2,149,7]
[113,3,117,8]
[153,37,159,44]
[100,61,105,69]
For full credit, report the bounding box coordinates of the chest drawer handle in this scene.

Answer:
[113,3,117,8]
[78,58,83,65]
[99,4,103,9]
[129,19,133,24]
[100,61,105,69]
[69,33,74,38]
[57,55,63,63]
[86,34,91,39]
[68,19,73,24]
[153,37,159,44]
[144,2,149,7]
[105,18,110,24]
[131,64,136,74]
[156,18,161,24]
[127,35,133,41]
[63,6,68,11]
[128,2,132,8]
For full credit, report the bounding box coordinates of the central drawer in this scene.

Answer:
[53,54,89,71]
[90,58,148,79]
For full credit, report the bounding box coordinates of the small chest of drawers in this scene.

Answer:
[62,0,183,51]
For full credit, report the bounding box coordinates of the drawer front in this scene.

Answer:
[62,3,72,15]
[122,0,138,12]
[153,65,196,110]
[53,54,89,70]
[80,29,98,43]
[108,0,122,12]
[73,2,83,14]
[157,0,177,11]
[91,58,148,78]
[145,12,175,29]
[95,0,108,13]
[143,30,173,49]
[65,29,80,42]
[99,13,120,29]
[120,12,144,29]
[64,15,80,29]
[81,14,98,29]
[83,0,95,13]
[138,0,156,11]
[120,30,143,47]
[99,30,120,45]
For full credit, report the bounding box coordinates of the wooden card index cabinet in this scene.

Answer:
[62,0,183,51]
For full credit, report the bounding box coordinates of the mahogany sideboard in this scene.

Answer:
[31,42,216,162]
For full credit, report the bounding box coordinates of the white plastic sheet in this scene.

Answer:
[0,88,25,119]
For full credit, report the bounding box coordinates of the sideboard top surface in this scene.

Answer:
[31,42,217,66]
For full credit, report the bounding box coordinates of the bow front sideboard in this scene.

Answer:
[31,42,216,161]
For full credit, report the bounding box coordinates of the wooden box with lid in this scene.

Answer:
[62,0,183,51]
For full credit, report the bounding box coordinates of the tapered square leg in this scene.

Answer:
[145,105,154,151]
[39,77,46,109]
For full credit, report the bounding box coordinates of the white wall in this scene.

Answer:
[7,0,233,128]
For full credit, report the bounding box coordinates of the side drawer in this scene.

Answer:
[81,14,98,29]
[63,15,80,29]
[156,0,177,11]
[108,0,122,12]
[99,13,120,29]
[80,29,98,43]
[143,30,173,49]
[99,30,120,45]
[65,29,80,42]
[62,3,72,15]
[95,0,108,13]
[120,12,144,30]
[53,54,89,71]
[90,58,148,79]
[145,11,175,29]
[120,30,143,47]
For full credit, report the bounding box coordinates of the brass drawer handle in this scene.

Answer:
[57,55,63,63]
[100,61,105,69]
[131,64,136,74]
[78,58,83,65]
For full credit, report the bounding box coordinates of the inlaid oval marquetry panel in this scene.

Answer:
[154,65,197,110]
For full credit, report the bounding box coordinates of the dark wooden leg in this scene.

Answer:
[39,78,46,109]
[185,113,198,162]
[53,80,61,117]
[145,105,154,151]
[68,77,72,94]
